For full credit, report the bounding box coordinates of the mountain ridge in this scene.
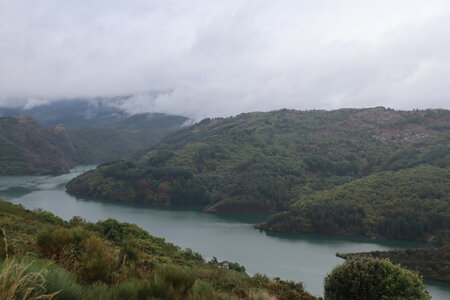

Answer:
[0,108,189,175]
[67,107,449,233]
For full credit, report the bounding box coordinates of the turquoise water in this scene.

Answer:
[0,167,448,299]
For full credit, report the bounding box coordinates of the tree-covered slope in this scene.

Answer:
[337,247,450,283]
[0,199,317,300]
[0,108,189,175]
[0,116,78,174]
[258,165,450,242]
[67,108,449,215]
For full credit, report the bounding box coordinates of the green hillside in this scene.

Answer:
[0,114,187,175]
[337,247,450,283]
[258,165,450,242]
[0,116,77,174]
[67,108,449,217]
[0,199,317,300]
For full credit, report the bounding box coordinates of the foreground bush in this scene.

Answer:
[324,257,430,300]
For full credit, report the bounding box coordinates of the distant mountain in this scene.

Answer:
[67,108,449,231]
[0,99,190,175]
[0,98,189,129]
[0,116,77,174]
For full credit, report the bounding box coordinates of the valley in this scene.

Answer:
[1,169,449,298]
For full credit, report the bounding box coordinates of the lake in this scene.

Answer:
[1,166,449,299]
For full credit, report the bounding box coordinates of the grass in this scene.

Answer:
[0,257,60,300]
[0,200,320,300]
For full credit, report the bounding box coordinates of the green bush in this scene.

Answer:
[159,265,197,295]
[30,260,84,300]
[138,273,176,300]
[188,280,220,300]
[77,236,113,283]
[36,228,79,258]
[99,218,124,242]
[324,257,430,300]
[36,210,65,226]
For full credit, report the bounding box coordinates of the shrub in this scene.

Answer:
[36,210,65,226]
[36,228,78,258]
[188,280,219,300]
[99,219,124,243]
[137,273,176,300]
[159,265,197,295]
[77,236,113,283]
[118,238,139,268]
[29,260,84,300]
[110,280,139,300]
[324,257,430,300]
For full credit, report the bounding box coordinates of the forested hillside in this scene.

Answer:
[0,113,186,175]
[0,199,317,299]
[337,247,450,283]
[0,116,78,174]
[258,165,449,242]
[67,107,449,220]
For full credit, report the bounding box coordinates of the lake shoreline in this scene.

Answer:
[1,168,449,299]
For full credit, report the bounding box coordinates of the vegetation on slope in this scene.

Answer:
[324,257,430,300]
[259,165,450,243]
[0,116,77,174]
[0,199,317,300]
[0,111,187,175]
[67,108,449,215]
[337,247,450,283]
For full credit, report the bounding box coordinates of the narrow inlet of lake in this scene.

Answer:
[0,167,448,299]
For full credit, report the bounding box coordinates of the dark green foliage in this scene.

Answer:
[324,258,430,300]
[36,210,65,226]
[261,165,450,242]
[148,150,173,167]
[99,218,125,243]
[338,246,450,283]
[98,218,150,242]
[376,210,425,240]
[182,248,204,261]
[70,161,210,206]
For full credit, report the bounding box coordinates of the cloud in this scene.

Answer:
[1,0,449,119]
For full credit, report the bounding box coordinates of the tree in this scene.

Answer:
[324,257,430,300]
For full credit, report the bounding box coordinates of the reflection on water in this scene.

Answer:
[0,167,448,299]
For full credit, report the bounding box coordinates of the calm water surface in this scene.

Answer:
[0,166,449,299]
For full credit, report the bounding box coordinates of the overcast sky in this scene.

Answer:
[1,0,449,119]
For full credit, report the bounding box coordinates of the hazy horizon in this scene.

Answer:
[1,1,450,119]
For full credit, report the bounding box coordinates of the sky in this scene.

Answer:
[1,0,450,119]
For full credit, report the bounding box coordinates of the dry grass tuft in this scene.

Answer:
[0,228,59,300]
